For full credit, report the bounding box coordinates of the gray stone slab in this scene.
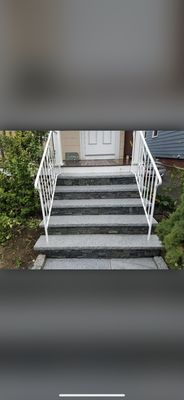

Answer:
[154,256,168,270]
[41,214,157,228]
[52,198,142,209]
[58,173,134,179]
[57,174,135,186]
[44,258,111,270]
[44,257,158,270]
[55,184,138,193]
[32,254,46,270]
[34,234,162,251]
[111,258,158,270]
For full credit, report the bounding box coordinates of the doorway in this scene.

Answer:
[80,131,120,160]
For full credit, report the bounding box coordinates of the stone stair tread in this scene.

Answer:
[44,257,161,270]
[58,172,134,179]
[52,198,143,208]
[55,184,138,193]
[41,214,157,227]
[34,234,162,251]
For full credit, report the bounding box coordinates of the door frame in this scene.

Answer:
[80,131,120,160]
[124,131,134,158]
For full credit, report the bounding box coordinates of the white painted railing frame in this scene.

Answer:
[131,131,162,240]
[35,131,59,242]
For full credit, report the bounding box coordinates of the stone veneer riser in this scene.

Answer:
[42,248,162,259]
[57,177,136,186]
[54,191,139,200]
[45,226,155,235]
[51,206,144,216]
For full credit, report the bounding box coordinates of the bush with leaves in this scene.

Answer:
[155,193,176,215]
[0,131,48,244]
[0,214,21,243]
[156,172,184,269]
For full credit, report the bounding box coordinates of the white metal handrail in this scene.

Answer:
[35,131,58,242]
[131,131,162,240]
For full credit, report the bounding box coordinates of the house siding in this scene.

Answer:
[146,131,184,159]
[60,131,81,160]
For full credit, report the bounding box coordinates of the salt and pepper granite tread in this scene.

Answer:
[40,215,157,235]
[34,234,162,258]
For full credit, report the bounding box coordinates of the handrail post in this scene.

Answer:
[54,131,63,166]
[131,131,142,175]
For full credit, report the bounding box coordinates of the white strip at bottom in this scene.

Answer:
[59,395,125,398]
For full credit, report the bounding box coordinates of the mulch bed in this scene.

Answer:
[0,226,41,270]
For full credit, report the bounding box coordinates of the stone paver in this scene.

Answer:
[44,258,111,270]
[44,257,163,270]
[154,256,168,270]
[111,258,157,270]
[32,254,46,270]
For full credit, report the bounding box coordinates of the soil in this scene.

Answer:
[0,226,41,270]
[154,210,173,223]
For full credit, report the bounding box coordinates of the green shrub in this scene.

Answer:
[0,214,20,244]
[24,218,41,230]
[0,131,48,243]
[156,183,184,269]
[156,193,176,214]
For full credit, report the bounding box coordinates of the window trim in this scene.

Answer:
[152,130,158,138]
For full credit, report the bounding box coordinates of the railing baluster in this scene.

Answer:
[145,159,152,213]
[43,158,50,219]
[143,151,149,203]
[148,167,155,223]
[34,131,59,242]
[132,131,162,240]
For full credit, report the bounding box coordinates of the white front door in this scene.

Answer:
[81,131,120,159]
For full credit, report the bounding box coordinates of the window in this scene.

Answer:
[152,130,158,138]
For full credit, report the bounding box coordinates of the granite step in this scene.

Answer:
[34,234,162,258]
[57,173,136,186]
[43,257,167,270]
[51,198,144,215]
[54,184,139,199]
[42,214,157,235]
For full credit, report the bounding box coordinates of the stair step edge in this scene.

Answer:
[55,185,138,193]
[34,234,162,250]
[40,216,158,227]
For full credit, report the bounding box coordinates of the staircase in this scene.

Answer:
[34,172,164,269]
